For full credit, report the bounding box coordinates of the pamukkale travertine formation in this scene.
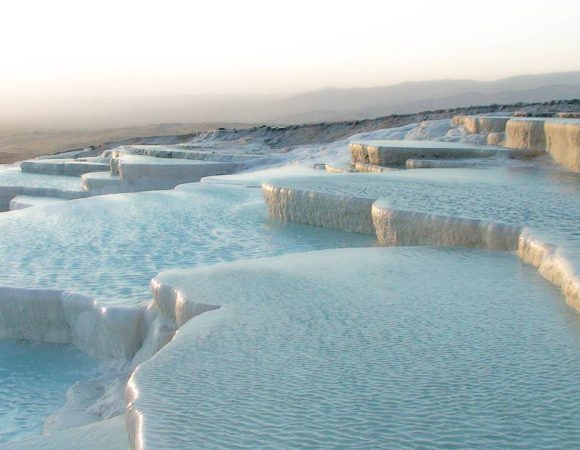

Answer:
[0,103,579,449]
[455,114,580,171]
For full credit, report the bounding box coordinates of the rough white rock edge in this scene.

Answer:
[262,182,580,312]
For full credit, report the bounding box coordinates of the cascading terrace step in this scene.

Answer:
[20,158,110,176]
[350,140,538,167]
[81,172,133,194]
[9,195,68,210]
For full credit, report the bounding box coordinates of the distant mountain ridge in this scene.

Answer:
[3,71,580,128]
[271,72,580,123]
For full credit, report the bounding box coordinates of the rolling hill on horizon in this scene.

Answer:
[270,72,580,123]
[2,71,580,129]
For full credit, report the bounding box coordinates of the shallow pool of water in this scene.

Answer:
[0,340,98,444]
[133,247,580,449]
[0,168,82,190]
[0,184,374,304]
[268,165,580,257]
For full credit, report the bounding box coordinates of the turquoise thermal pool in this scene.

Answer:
[0,340,98,444]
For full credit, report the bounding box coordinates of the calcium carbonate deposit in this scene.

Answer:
[130,248,580,449]
[0,113,579,449]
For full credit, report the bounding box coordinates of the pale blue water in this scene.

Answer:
[269,166,580,257]
[0,185,374,304]
[133,248,580,449]
[0,168,82,190]
[0,165,578,447]
[0,340,98,443]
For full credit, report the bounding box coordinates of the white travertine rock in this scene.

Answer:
[83,156,238,194]
[405,159,489,169]
[505,118,547,152]
[518,230,580,311]
[487,132,505,146]
[557,112,580,119]
[20,159,109,176]
[149,277,219,328]
[1,185,86,211]
[261,170,579,312]
[0,186,21,211]
[0,287,147,362]
[371,201,521,250]
[324,162,355,173]
[451,115,468,128]
[262,182,375,234]
[353,162,394,172]
[117,156,236,188]
[9,195,67,210]
[43,373,128,433]
[264,175,520,251]
[0,120,578,446]
[81,172,133,194]
[452,115,510,134]
[128,303,177,369]
[126,248,579,449]
[460,116,580,171]
[116,145,268,165]
[324,162,396,174]
[544,120,580,171]
[502,118,580,171]
[0,168,87,211]
[350,140,508,166]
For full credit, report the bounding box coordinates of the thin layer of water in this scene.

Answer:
[0,340,98,444]
[132,247,580,449]
[0,168,82,190]
[0,184,373,304]
[267,165,580,257]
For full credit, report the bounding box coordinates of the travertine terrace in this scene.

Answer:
[456,114,580,171]
[1,106,579,449]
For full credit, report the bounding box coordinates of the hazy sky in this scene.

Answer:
[1,0,580,99]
